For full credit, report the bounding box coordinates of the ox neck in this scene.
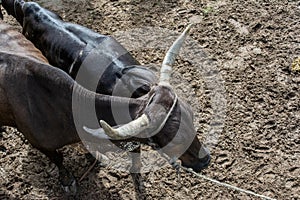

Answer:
[72,84,147,128]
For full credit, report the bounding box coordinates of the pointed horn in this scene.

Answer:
[82,126,112,140]
[99,114,149,139]
[159,24,193,85]
[83,114,150,140]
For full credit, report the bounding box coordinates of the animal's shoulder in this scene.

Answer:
[0,22,48,63]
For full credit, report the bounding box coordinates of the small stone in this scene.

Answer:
[189,15,203,24]
[252,47,262,55]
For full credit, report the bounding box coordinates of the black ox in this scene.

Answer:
[0,0,210,194]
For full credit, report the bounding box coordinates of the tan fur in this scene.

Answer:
[0,22,48,63]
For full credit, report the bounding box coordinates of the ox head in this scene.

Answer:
[84,25,210,172]
[111,65,157,98]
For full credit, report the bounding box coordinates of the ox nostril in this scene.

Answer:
[198,146,210,159]
[190,154,211,173]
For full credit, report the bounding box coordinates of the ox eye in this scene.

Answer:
[121,66,135,74]
[137,84,150,93]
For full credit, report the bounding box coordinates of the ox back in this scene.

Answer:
[1,0,157,98]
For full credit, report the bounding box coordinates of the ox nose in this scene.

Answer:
[199,146,210,159]
[190,147,211,172]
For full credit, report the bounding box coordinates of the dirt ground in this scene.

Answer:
[1,0,299,199]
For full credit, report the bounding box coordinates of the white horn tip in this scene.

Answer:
[82,126,111,139]
[100,120,112,131]
[99,120,121,139]
[83,126,100,134]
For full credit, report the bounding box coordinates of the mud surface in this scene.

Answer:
[1,0,299,199]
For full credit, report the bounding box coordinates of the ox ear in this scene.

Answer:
[141,86,178,136]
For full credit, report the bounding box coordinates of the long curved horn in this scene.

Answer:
[100,114,149,139]
[83,114,149,140]
[82,126,112,140]
[159,24,193,86]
